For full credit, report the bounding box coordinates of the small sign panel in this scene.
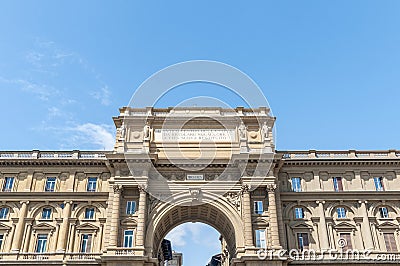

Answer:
[186,174,204,181]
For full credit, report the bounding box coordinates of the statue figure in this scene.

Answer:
[238,122,247,140]
[119,122,126,139]
[143,121,151,140]
[261,121,270,141]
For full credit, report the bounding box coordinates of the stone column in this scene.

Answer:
[23,222,33,252]
[241,185,253,247]
[136,185,147,247]
[267,184,281,248]
[56,201,72,251]
[359,201,374,250]
[275,181,286,249]
[67,220,77,253]
[11,201,28,251]
[316,201,330,250]
[109,185,122,247]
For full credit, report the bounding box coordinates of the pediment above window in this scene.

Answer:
[0,222,11,232]
[290,222,313,231]
[377,221,398,230]
[333,221,356,230]
[121,217,137,226]
[76,222,99,231]
[32,223,56,232]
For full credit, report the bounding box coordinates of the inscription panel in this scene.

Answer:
[154,129,236,142]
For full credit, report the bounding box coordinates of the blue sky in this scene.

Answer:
[1,1,400,265]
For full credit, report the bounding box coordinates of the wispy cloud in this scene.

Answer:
[72,123,115,150]
[166,223,221,250]
[91,86,112,106]
[0,76,58,101]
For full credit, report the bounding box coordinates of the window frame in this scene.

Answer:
[339,232,353,251]
[126,201,137,215]
[379,207,389,219]
[255,229,266,248]
[254,201,264,215]
[84,208,95,220]
[294,207,305,219]
[297,233,309,251]
[80,234,93,253]
[87,177,97,192]
[374,177,384,191]
[333,177,343,192]
[35,234,48,253]
[123,230,134,248]
[3,177,14,192]
[41,208,52,220]
[384,233,398,252]
[45,177,56,192]
[291,177,302,192]
[0,207,9,219]
[337,207,347,219]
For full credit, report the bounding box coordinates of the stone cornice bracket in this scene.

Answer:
[240,184,250,194]
[138,184,148,193]
[266,184,277,192]
[113,185,123,194]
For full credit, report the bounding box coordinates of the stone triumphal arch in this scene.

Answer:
[103,106,279,266]
[1,106,400,266]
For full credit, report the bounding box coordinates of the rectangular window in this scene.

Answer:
[3,177,14,192]
[0,234,3,250]
[35,234,48,253]
[255,229,266,248]
[333,177,343,192]
[41,208,52,219]
[337,207,346,219]
[384,233,398,252]
[80,234,93,253]
[294,207,304,219]
[340,233,352,250]
[297,233,309,250]
[374,177,384,191]
[254,201,263,214]
[87,177,97,192]
[379,207,389,218]
[291,177,301,192]
[124,230,134,248]
[126,201,137,215]
[85,208,95,219]
[0,208,9,219]
[45,177,56,192]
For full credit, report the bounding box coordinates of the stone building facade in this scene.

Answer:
[0,107,399,265]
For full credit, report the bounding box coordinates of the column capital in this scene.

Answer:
[316,200,326,205]
[240,184,250,194]
[20,200,29,205]
[266,184,277,192]
[138,184,148,193]
[113,184,123,194]
[63,200,73,205]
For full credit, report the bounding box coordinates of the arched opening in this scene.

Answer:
[166,222,222,266]
[145,198,245,265]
